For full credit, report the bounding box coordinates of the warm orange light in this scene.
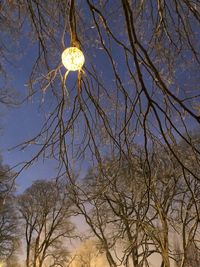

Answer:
[61,47,85,71]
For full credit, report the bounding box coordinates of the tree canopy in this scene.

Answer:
[18,180,75,267]
[0,1,200,266]
[0,159,19,262]
[0,0,199,176]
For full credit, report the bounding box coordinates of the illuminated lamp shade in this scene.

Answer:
[61,47,85,71]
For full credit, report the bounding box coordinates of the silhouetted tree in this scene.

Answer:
[0,0,198,182]
[70,139,200,267]
[0,159,19,262]
[70,239,109,267]
[0,2,200,265]
[18,180,75,267]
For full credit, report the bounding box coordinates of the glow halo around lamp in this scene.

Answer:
[61,47,85,71]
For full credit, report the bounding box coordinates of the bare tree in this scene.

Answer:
[70,239,109,267]
[0,1,200,265]
[0,159,19,262]
[69,155,154,267]
[69,138,200,267]
[18,180,75,267]
[174,241,200,267]
[0,0,198,182]
[0,0,21,107]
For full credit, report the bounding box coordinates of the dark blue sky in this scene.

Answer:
[0,1,199,193]
[0,32,64,192]
[0,63,58,192]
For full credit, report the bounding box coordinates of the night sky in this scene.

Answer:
[0,38,60,191]
[0,0,199,193]
[0,2,200,267]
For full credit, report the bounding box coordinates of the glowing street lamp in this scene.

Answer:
[61,46,85,96]
[61,47,85,71]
